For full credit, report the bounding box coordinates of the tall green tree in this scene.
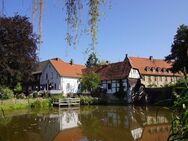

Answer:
[86,52,99,67]
[80,72,100,93]
[165,25,188,76]
[0,15,38,88]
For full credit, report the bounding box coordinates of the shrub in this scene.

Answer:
[168,77,188,141]
[14,82,22,94]
[0,86,14,99]
[80,96,98,105]
[30,99,52,108]
[32,91,38,98]
[16,93,26,99]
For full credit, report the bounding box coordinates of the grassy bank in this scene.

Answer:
[0,98,52,111]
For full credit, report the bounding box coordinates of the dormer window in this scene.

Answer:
[156,67,161,72]
[161,68,166,72]
[151,67,155,72]
[145,66,150,72]
[166,69,171,73]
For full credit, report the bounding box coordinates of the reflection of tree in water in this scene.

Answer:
[80,107,102,141]
[0,109,61,141]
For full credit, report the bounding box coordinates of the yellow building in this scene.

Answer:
[126,56,182,87]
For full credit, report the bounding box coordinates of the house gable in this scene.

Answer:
[128,68,141,79]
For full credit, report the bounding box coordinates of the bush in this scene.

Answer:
[30,99,52,108]
[50,94,65,102]
[16,93,26,99]
[0,86,14,99]
[80,96,98,105]
[32,91,38,98]
[168,77,188,141]
[14,82,22,94]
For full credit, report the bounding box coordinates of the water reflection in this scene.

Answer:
[0,106,171,141]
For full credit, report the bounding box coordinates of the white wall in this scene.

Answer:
[40,63,61,90]
[129,68,140,79]
[61,77,80,94]
[59,111,79,130]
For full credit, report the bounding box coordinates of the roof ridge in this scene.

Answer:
[129,56,165,61]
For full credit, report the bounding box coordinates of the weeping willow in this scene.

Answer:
[0,0,106,51]
[32,0,43,44]
[65,0,105,51]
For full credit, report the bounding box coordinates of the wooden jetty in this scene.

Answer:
[53,98,80,107]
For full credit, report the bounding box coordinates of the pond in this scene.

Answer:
[0,106,172,141]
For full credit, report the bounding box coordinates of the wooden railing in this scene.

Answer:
[53,98,80,107]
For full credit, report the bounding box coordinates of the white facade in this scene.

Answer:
[40,62,81,95]
[61,77,80,94]
[128,68,140,79]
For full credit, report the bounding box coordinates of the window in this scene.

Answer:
[108,83,112,90]
[165,77,167,82]
[154,76,157,81]
[159,76,162,81]
[67,83,70,89]
[148,76,151,82]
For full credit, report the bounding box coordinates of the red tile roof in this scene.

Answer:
[128,57,182,76]
[50,58,85,78]
[83,61,131,80]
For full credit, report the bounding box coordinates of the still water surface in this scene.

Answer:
[0,106,172,141]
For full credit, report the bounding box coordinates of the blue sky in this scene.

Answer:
[1,0,188,64]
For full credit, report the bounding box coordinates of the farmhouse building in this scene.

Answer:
[32,58,85,95]
[32,55,182,99]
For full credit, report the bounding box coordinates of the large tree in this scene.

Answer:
[165,25,188,75]
[0,15,38,88]
[80,72,100,93]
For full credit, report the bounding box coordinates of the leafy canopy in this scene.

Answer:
[165,25,188,75]
[80,72,100,92]
[86,52,99,67]
[0,15,38,88]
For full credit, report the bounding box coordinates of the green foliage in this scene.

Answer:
[0,86,14,99]
[165,25,188,75]
[16,93,26,99]
[50,94,65,102]
[80,96,98,105]
[86,52,99,67]
[80,72,100,92]
[168,77,188,141]
[0,15,39,87]
[0,98,52,111]
[30,99,52,108]
[65,0,106,49]
[14,82,22,94]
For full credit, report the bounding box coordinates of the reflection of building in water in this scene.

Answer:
[137,124,171,141]
[96,106,171,141]
[37,108,80,141]
[59,110,80,130]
